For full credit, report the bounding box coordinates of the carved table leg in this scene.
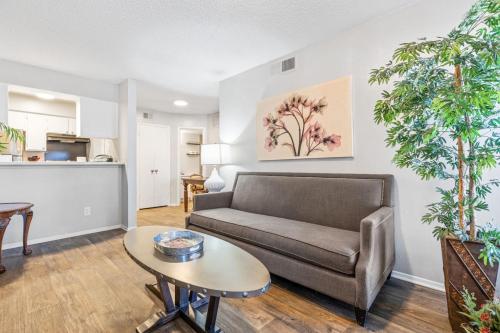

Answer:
[183,182,189,212]
[22,210,33,256]
[0,217,11,274]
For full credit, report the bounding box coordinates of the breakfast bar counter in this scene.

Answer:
[0,162,125,253]
[0,161,125,167]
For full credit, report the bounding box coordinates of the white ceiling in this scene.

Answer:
[0,0,416,114]
[136,80,219,114]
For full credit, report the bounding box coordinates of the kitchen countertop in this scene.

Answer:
[0,161,125,166]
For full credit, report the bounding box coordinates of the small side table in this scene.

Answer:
[181,177,207,212]
[0,203,34,274]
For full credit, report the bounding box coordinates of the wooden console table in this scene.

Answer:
[181,177,207,212]
[0,203,34,274]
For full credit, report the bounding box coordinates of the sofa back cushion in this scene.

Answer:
[230,173,392,232]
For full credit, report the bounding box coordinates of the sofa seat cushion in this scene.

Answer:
[190,208,360,275]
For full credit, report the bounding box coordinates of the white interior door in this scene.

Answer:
[138,123,171,209]
[138,124,156,209]
[153,126,170,207]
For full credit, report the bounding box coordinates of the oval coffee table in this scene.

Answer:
[123,226,271,333]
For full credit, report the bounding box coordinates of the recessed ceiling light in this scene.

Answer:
[35,92,55,100]
[173,99,188,107]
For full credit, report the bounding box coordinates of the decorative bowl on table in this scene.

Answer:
[153,230,204,257]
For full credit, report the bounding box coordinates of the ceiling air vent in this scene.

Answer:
[281,57,295,72]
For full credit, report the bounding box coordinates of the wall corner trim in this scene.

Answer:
[121,225,136,232]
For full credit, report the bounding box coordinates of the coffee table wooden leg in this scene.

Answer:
[0,218,11,274]
[22,210,33,256]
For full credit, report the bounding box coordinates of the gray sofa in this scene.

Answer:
[185,172,395,326]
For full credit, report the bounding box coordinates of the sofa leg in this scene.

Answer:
[387,271,392,281]
[355,307,367,327]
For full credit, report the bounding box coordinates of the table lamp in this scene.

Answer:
[200,143,230,192]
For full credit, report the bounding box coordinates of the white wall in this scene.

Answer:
[9,92,76,118]
[0,59,118,102]
[78,97,118,138]
[218,0,499,286]
[0,83,8,122]
[0,165,123,248]
[137,109,210,205]
[207,112,220,144]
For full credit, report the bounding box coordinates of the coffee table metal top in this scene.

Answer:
[123,226,271,298]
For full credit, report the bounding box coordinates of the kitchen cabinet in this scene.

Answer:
[78,97,118,138]
[8,111,28,131]
[8,111,77,151]
[46,115,76,135]
[25,113,48,151]
[138,123,171,209]
[9,111,47,151]
[46,115,68,134]
[68,118,76,135]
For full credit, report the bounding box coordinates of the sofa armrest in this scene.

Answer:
[355,206,395,310]
[192,191,234,212]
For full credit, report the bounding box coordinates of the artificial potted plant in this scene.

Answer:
[0,121,24,154]
[369,0,499,331]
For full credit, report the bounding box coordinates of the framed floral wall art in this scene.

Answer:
[257,76,353,160]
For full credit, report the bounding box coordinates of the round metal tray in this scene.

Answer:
[153,230,204,257]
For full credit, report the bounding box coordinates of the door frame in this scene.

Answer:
[177,126,206,206]
[137,122,171,209]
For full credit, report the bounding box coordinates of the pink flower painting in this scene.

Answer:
[262,94,342,157]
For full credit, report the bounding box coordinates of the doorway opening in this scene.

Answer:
[178,127,206,212]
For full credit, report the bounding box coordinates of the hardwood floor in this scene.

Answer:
[0,204,452,332]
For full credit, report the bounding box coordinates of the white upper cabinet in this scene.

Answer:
[9,111,48,151]
[8,111,78,151]
[8,111,28,131]
[78,97,118,139]
[25,113,48,151]
[68,118,76,135]
[46,115,69,134]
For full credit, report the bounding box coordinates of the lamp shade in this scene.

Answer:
[200,143,230,165]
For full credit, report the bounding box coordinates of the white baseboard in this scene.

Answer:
[3,225,446,293]
[392,270,445,292]
[3,224,123,250]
